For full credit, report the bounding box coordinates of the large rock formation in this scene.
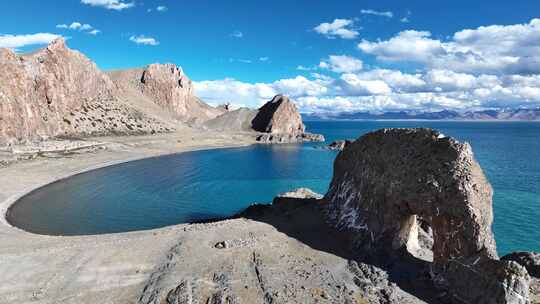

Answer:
[252,94,324,143]
[0,39,229,145]
[251,94,305,134]
[0,38,177,145]
[111,64,225,125]
[324,128,530,303]
[202,94,325,143]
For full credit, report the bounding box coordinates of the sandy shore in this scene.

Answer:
[0,130,259,303]
[0,129,428,304]
[3,130,538,304]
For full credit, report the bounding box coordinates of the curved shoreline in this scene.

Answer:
[0,132,256,238]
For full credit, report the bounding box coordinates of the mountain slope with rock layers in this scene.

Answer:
[0,38,157,145]
[109,64,226,125]
[0,39,227,146]
[0,38,316,147]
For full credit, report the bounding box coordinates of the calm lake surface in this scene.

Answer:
[8,121,540,255]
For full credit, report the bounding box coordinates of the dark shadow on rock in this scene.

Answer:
[234,196,447,304]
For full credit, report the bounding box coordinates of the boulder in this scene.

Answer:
[273,187,323,207]
[251,94,305,134]
[502,252,540,277]
[251,94,324,143]
[0,38,173,145]
[324,128,530,304]
[325,140,352,151]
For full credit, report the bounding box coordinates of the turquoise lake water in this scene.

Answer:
[8,121,540,255]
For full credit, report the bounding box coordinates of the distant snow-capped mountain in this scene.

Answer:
[302,108,540,121]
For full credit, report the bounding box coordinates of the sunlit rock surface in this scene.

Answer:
[324,128,530,304]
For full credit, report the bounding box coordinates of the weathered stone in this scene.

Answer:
[325,140,352,151]
[276,188,324,200]
[255,132,325,144]
[0,38,172,145]
[324,128,530,304]
[502,252,540,277]
[166,280,193,304]
[271,188,324,212]
[252,94,305,134]
[251,95,324,143]
[138,63,225,124]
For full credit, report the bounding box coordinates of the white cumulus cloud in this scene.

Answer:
[69,22,83,30]
[358,19,540,74]
[194,68,540,113]
[360,9,393,18]
[358,30,445,63]
[129,35,159,46]
[230,30,243,38]
[81,0,134,10]
[319,55,363,73]
[198,19,540,113]
[314,19,359,39]
[56,22,99,35]
[0,33,61,49]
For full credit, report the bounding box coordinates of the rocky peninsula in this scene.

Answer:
[0,40,538,304]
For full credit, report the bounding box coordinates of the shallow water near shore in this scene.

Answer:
[8,121,540,255]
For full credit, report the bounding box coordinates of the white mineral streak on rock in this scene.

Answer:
[324,128,531,304]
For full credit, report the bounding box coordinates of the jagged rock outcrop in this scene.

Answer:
[252,94,305,134]
[0,38,172,145]
[324,128,530,303]
[111,64,225,125]
[502,252,540,277]
[202,94,325,143]
[252,95,324,143]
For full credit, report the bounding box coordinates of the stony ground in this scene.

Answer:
[0,131,537,304]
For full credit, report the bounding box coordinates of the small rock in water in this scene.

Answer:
[325,140,352,151]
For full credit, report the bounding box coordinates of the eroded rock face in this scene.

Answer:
[138,63,225,124]
[251,95,324,143]
[0,38,170,145]
[502,252,540,277]
[324,128,530,304]
[252,94,305,134]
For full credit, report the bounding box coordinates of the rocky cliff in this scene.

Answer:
[252,95,324,143]
[110,64,225,125]
[325,128,531,303]
[251,94,305,134]
[204,94,324,143]
[0,39,225,145]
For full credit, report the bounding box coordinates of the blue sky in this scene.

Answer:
[2,0,540,112]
